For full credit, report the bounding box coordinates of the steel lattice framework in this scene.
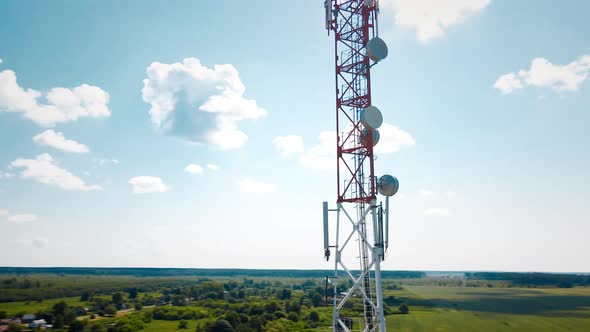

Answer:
[332,0,378,204]
[325,1,386,331]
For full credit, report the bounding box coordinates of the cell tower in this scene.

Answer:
[322,1,399,331]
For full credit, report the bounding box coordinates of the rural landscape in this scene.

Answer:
[1,268,590,331]
[2,0,590,331]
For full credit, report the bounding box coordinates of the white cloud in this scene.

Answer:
[383,0,490,42]
[299,131,335,170]
[206,163,219,171]
[11,153,102,191]
[142,58,266,150]
[239,178,276,193]
[32,129,90,153]
[0,209,8,217]
[275,124,415,170]
[0,172,13,179]
[424,208,452,217]
[129,176,169,194]
[495,55,590,94]
[374,123,416,154]
[0,69,110,126]
[184,164,203,175]
[494,73,523,94]
[94,158,119,167]
[520,56,590,92]
[7,214,37,223]
[0,58,3,64]
[273,135,305,156]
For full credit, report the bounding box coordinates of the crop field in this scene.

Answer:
[383,286,590,331]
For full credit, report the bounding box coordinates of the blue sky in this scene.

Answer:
[1,0,589,272]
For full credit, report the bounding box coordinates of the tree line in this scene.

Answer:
[466,272,590,287]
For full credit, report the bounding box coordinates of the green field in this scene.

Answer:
[383,286,590,331]
[0,296,85,316]
[2,272,590,331]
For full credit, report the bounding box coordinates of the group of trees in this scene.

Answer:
[140,279,328,331]
[0,268,427,279]
[0,274,197,303]
[0,273,422,332]
[466,272,590,288]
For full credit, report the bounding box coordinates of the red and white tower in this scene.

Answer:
[323,1,399,331]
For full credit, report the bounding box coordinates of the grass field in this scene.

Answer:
[2,281,590,331]
[383,286,590,331]
[0,296,85,316]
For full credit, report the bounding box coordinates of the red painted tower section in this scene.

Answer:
[328,0,379,204]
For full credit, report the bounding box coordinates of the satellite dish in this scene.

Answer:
[378,174,399,197]
[360,106,383,130]
[360,128,380,146]
[367,37,388,62]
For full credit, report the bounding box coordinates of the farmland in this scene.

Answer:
[384,286,590,331]
[1,269,590,331]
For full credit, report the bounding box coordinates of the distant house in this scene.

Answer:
[21,314,36,322]
[29,319,47,329]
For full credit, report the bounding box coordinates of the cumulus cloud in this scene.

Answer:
[0,58,3,64]
[424,208,452,217]
[382,0,490,42]
[494,73,524,94]
[299,131,335,170]
[32,129,90,153]
[206,163,219,171]
[129,176,169,194]
[8,214,37,223]
[374,123,416,154]
[495,55,590,94]
[11,153,102,191]
[142,58,266,150]
[274,124,415,170]
[273,135,305,156]
[0,69,110,126]
[184,163,204,175]
[239,178,276,193]
[93,158,119,167]
[0,209,8,217]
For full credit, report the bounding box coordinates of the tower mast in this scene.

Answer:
[323,1,398,331]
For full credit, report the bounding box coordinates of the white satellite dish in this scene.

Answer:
[360,106,383,130]
[367,37,388,62]
[378,174,399,197]
[360,128,380,146]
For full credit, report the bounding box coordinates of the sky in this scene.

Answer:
[0,0,589,272]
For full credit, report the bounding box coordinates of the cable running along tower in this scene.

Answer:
[322,1,398,331]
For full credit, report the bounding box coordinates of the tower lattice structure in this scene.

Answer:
[325,1,387,331]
